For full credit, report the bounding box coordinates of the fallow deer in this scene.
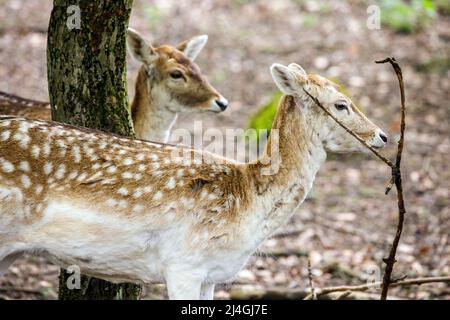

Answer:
[0,63,387,299]
[0,91,51,120]
[0,28,228,143]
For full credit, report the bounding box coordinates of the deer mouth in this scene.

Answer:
[210,97,228,113]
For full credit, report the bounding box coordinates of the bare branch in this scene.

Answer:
[307,259,317,300]
[376,57,407,300]
[303,276,450,300]
[230,276,449,300]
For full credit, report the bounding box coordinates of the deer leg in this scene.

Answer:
[0,252,22,277]
[165,270,202,300]
[200,282,215,300]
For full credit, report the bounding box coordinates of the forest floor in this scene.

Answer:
[0,0,448,300]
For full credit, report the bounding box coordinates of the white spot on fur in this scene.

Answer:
[118,200,128,209]
[153,191,163,201]
[166,177,176,190]
[106,198,117,207]
[36,184,43,194]
[200,190,209,199]
[72,145,81,163]
[76,172,88,182]
[56,140,66,149]
[18,122,29,133]
[118,187,128,196]
[55,164,66,180]
[133,188,142,198]
[152,170,162,177]
[0,130,10,141]
[176,169,184,177]
[20,175,32,188]
[42,143,51,157]
[68,171,78,180]
[133,204,144,214]
[19,161,30,172]
[14,132,30,149]
[44,162,53,175]
[123,158,133,165]
[152,163,160,170]
[107,166,117,174]
[122,172,133,179]
[0,158,15,173]
[88,171,103,181]
[31,145,41,158]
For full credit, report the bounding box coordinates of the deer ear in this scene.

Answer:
[288,63,307,77]
[270,63,299,95]
[177,35,208,61]
[127,28,157,64]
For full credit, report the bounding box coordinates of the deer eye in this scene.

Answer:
[334,103,348,111]
[169,70,184,80]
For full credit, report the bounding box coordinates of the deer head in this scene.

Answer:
[270,63,387,153]
[127,28,228,114]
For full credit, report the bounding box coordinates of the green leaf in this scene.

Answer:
[247,92,283,141]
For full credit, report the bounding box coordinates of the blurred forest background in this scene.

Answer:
[0,0,448,299]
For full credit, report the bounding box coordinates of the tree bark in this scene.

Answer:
[47,0,141,299]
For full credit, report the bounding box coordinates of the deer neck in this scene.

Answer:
[131,67,178,143]
[245,95,326,238]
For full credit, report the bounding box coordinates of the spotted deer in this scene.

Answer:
[0,63,387,299]
[0,28,228,143]
[0,91,51,120]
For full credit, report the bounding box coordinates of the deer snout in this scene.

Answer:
[211,96,229,112]
[371,128,388,149]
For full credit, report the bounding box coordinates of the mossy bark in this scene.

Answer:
[48,0,134,136]
[47,0,141,299]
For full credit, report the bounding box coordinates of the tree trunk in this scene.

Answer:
[47,0,141,300]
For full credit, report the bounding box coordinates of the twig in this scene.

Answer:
[307,259,317,300]
[303,57,408,300]
[229,284,401,300]
[335,291,352,300]
[230,276,449,300]
[375,57,407,300]
[0,287,44,295]
[303,276,450,300]
[302,89,394,168]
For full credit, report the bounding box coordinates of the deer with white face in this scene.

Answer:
[0,63,386,299]
[0,28,228,143]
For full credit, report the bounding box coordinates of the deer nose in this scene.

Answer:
[215,98,228,112]
[379,132,388,143]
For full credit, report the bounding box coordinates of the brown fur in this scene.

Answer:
[0,91,51,120]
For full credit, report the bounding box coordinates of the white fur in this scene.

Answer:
[134,85,179,143]
[0,64,387,299]
[270,64,301,95]
[182,35,208,61]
